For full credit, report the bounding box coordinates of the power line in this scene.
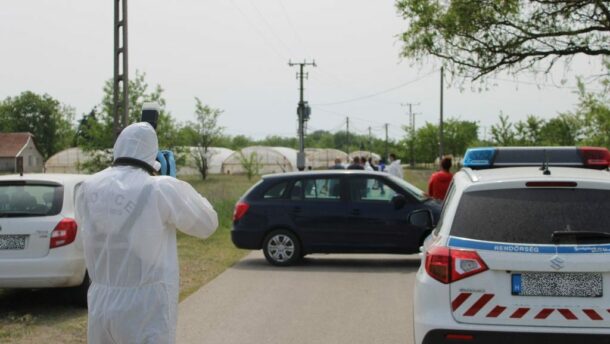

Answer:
[312,70,438,106]
[275,0,307,54]
[249,1,295,57]
[312,106,389,127]
[228,0,287,61]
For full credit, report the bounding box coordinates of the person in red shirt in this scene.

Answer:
[428,156,453,200]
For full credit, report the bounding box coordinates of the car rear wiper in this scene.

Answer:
[551,231,610,244]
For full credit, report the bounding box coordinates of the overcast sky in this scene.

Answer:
[0,0,605,141]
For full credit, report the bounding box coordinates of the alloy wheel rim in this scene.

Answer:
[268,234,295,262]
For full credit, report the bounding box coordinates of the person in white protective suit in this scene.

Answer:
[75,122,218,344]
[386,153,404,179]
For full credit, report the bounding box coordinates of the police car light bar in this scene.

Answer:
[462,146,610,169]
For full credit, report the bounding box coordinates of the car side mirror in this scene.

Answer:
[391,194,407,210]
[409,209,432,228]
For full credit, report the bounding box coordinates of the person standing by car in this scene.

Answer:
[348,157,364,170]
[329,158,345,169]
[427,156,453,200]
[386,153,404,179]
[75,122,218,344]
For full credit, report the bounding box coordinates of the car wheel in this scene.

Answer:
[72,271,90,308]
[263,230,301,266]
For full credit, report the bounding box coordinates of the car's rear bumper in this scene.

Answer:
[231,229,264,250]
[422,329,610,344]
[0,255,85,288]
[414,268,610,343]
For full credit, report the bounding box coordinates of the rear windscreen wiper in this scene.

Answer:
[552,231,610,244]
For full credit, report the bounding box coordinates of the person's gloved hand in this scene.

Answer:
[156,150,177,177]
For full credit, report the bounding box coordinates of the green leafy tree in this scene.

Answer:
[0,91,75,159]
[444,119,479,156]
[514,115,545,146]
[238,151,262,181]
[412,122,440,163]
[408,118,478,163]
[79,71,179,172]
[189,98,224,180]
[490,113,516,145]
[573,60,610,147]
[260,135,298,148]
[540,114,582,146]
[396,0,610,79]
[230,135,254,150]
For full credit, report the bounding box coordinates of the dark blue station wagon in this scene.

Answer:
[231,170,441,265]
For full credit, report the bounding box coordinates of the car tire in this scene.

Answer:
[72,271,90,308]
[262,230,301,266]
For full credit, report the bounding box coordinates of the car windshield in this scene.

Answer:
[450,188,610,245]
[387,175,427,202]
[0,183,63,217]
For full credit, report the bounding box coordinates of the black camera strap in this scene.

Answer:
[112,157,156,176]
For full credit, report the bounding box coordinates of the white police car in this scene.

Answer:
[414,147,610,344]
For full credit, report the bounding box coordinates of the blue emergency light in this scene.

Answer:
[462,147,496,168]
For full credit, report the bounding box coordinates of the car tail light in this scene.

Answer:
[50,218,78,249]
[446,333,474,341]
[579,147,610,168]
[526,181,577,187]
[233,201,250,222]
[425,246,488,284]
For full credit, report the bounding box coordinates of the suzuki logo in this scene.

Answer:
[550,256,565,270]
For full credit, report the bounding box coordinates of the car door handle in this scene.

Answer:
[350,209,361,216]
[292,206,302,213]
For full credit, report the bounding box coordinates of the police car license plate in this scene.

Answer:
[512,272,602,297]
[0,235,27,250]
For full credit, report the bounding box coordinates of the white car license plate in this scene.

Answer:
[0,235,27,250]
[512,272,602,297]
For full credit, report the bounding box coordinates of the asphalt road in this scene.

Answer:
[177,251,421,344]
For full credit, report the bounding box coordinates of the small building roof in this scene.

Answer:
[0,132,33,157]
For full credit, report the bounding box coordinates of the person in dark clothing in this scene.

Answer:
[347,157,364,170]
[329,158,345,169]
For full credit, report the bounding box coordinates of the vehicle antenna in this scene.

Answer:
[540,149,551,175]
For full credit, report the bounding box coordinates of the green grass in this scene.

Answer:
[404,168,434,191]
[0,174,257,344]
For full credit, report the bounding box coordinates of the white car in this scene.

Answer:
[0,173,89,306]
[414,147,610,343]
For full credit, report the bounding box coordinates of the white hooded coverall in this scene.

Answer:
[75,122,218,344]
[387,159,404,179]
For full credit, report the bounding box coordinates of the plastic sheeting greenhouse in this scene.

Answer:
[221,146,305,174]
[305,148,349,169]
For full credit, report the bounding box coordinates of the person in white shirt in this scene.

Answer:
[386,153,404,179]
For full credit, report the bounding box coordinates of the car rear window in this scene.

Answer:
[0,182,63,217]
[450,188,610,244]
